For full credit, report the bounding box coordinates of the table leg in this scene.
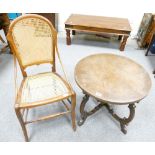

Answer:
[78,94,104,126]
[66,29,71,45]
[103,103,136,134]
[78,94,90,126]
[78,93,136,134]
[119,35,129,51]
[72,30,76,35]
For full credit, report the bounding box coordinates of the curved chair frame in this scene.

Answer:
[7,14,76,141]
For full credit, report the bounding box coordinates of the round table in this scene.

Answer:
[75,54,151,134]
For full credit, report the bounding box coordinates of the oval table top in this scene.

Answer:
[75,54,152,105]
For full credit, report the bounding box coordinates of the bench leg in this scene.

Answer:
[119,35,129,51]
[66,29,71,45]
[118,35,122,41]
[72,30,76,35]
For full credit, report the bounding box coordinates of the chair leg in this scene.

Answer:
[15,107,29,142]
[0,35,5,43]
[71,94,76,131]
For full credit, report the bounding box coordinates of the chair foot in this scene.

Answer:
[71,110,76,131]
[71,94,76,131]
[71,111,76,131]
[15,107,29,142]
[72,122,76,131]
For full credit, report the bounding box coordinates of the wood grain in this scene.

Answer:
[65,14,131,51]
[65,14,131,33]
[75,54,151,105]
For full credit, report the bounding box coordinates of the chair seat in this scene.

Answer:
[19,72,72,107]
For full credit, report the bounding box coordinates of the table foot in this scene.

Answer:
[120,124,127,134]
[78,112,88,126]
[103,103,136,134]
[78,94,89,126]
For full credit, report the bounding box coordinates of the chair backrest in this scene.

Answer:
[7,14,57,76]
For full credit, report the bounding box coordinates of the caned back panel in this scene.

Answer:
[10,15,56,68]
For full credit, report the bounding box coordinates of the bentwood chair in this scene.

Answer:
[7,14,76,141]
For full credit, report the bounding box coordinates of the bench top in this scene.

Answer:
[65,14,131,32]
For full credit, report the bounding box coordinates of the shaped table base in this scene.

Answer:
[78,93,136,134]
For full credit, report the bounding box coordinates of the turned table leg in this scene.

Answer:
[119,35,129,51]
[66,29,71,45]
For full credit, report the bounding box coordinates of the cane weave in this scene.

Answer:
[21,72,70,104]
[11,17,54,67]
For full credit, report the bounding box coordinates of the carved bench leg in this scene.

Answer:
[72,30,76,35]
[66,29,71,45]
[119,35,129,51]
[118,35,122,41]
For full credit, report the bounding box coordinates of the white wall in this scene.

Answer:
[56,0,154,37]
[58,12,144,37]
[1,0,154,37]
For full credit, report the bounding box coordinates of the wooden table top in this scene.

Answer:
[75,54,151,105]
[65,14,131,33]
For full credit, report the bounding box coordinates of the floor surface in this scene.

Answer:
[0,32,155,141]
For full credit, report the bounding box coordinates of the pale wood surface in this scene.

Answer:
[75,54,151,105]
[65,14,131,33]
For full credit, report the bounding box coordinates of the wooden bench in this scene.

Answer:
[65,14,131,51]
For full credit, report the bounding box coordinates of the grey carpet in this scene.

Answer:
[0,32,155,141]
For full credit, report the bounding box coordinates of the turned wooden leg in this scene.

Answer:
[15,107,29,142]
[0,35,5,43]
[72,30,76,35]
[71,93,76,131]
[119,35,129,51]
[66,29,71,45]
